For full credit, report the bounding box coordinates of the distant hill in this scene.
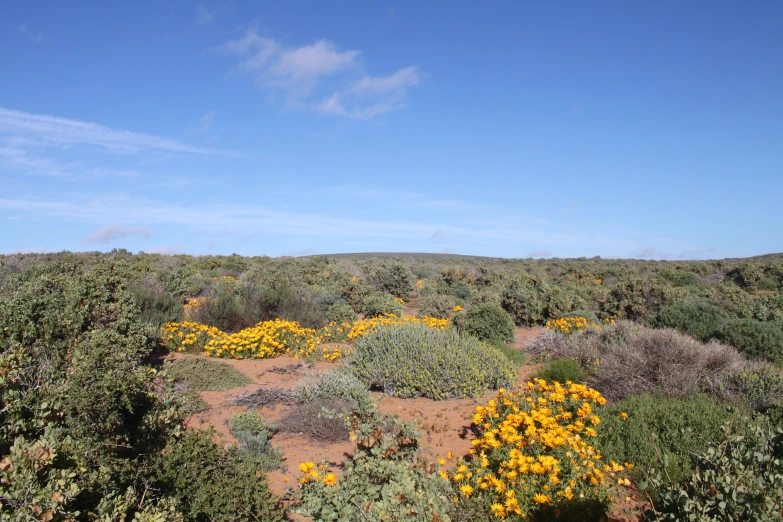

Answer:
[298,252,503,261]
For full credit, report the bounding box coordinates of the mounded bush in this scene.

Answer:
[715,318,783,364]
[704,364,783,413]
[502,278,546,326]
[534,358,588,383]
[345,323,515,399]
[654,301,730,342]
[164,356,251,391]
[375,263,415,299]
[362,292,403,318]
[416,294,456,319]
[452,302,515,344]
[326,301,358,323]
[293,368,370,405]
[597,394,738,485]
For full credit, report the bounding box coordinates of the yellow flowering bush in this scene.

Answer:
[162,315,449,361]
[162,321,225,352]
[545,316,602,335]
[444,379,632,519]
[182,297,210,319]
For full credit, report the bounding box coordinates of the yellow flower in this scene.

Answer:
[460,485,473,497]
[533,493,551,504]
[323,473,337,486]
[619,412,629,420]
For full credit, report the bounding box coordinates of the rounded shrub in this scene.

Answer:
[502,279,546,326]
[597,393,738,485]
[654,301,729,342]
[533,358,588,383]
[345,323,515,399]
[376,263,415,299]
[715,318,783,364]
[362,292,403,318]
[326,301,357,323]
[416,294,456,319]
[452,302,515,343]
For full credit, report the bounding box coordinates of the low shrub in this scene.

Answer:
[646,419,783,520]
[177,389,210,417]
[293,368,370,405]
[654,301,729,342]
[375,263,415,299]
[704,364,783,413]
[484,339,528,367]
[501,278,546,326]
[443,381,620,520]
[452,302,515,344]
[534,358,588,383]
[363,292,403,318]
[228,411,281,466]
[229,411,276,438]
[715,318,783,364]
[326,301,357,323]
[164,357,251,391]
[597,393,738,485]
[345,323,515,399]
[522,329,568,358]
[561,322,746,402]
[296,408,452,522]
[278,400,352,443]
[416,294,456,319]
[128,279,183,327]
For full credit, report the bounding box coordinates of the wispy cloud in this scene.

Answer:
[19,25,43,44]
[217,30,420,118]
[196,3,214,24]
[0,107,231,156]
[82,223,153,245]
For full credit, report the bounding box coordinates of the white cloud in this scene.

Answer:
[217,30,419,118]
[0,107,231,156]
[145,244,184,255]
[19,25,43,44]
[82,223,153,245]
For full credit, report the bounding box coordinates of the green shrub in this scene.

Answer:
[363,292,403,318]
[451,281,473,301]
[485,339,528,367]
[228,411,281,466]
[129,279,183,327]
[705,364,783,413]
[229,411,276,438]
[294,368,370,405]
[757,276,780,291]
[654,301,730,342]
[452,302,515,343]
[376,263,415,299]
[416,294,456,319]
[716,318,783,364]
[156,430,283,521]
[562,309,600,323]
[659,269,704,288]
[646,419,783,521]
[326,301,358,323]
[533,358,588,383]
[597,394,738,485]
[502,278,546,326]
[178,389,210,417]
[345,323,515,399]
[603,279,674,321]
[164,357,251,391]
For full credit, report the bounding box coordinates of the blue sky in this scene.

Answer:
[2,1,782,259]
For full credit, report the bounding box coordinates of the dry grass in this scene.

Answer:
[276,399,351,443]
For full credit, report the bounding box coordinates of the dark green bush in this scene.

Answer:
[533,358,588,383]
[485,339,528,367]
[716,318,783,364]
[654,301,730,342]
[326,301,358,323]
[417,294,456,319]
[598,394,738,485]
[375,263,415,299]
[345,323,515,399]
[363,292,403,318]
[164,356,251,391]
[603,279,674,321]
[705,364,783,413]
[128,279,183,327]
[757,276,780,291]
[452,302,515,343]
[451,281,473,301]
[646,419,783,521]
[502,278,546,326]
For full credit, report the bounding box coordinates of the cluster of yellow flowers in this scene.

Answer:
[394,297,405,304]
[162,321,225,351]
[299,461,337,486]
[211,275,238,281]
[204,319,318,359]
[442,379,632,519]
[182,297,210,318]
[545,316,601,334]
[453,305,464,312]
[162,314,449,361]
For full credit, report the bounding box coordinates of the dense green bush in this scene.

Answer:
[646,419,783,521]
[326,300,358,323]
[598,394,738,485]
[129,278,184,327]
[293,368,370,406]
[715,318,783,364]
[502,277,546,326]
[363,292,403,318]
[452,302,515,344]
[164,356,251,391]
[229,410,277,438]
[534,358,588,383]
[228,411,281,465]
[654,301,730,342]
[603,279,674,321]
[705,364,783,413]
[485,339,528,367]
[416,294,456,319]
[375,263,415,299]
[345,323,515,399]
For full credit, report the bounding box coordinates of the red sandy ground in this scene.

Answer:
[176,324,642,521]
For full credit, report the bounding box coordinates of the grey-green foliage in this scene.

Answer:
[452,302,515,343]
[327,300,358,323]
[228,411,281,468]
[704,364,783,413]
[363,292,403,318]
[416,294,456,319]
[345,323,515,400]
[646,419,783,521]
[294,368,370,405]
[164,356,252,391]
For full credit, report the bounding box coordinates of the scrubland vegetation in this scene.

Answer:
[1,250,782,520]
